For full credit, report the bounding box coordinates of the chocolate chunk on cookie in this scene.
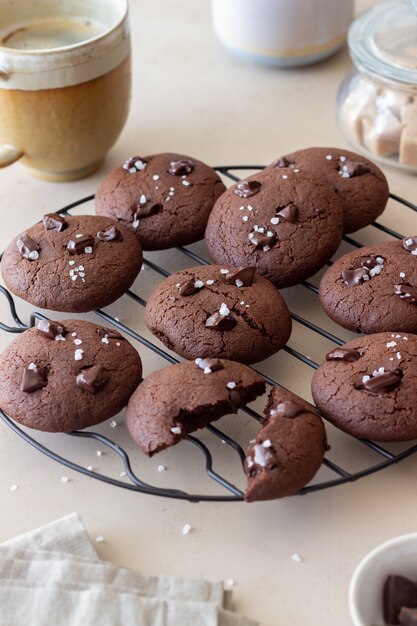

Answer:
[319,239,417,334]
[269,147,389,234]
[244,388,328,502]
[1,215,142,313]
[311,332,417,441]
[144,264,292,364]
[205,168,343,288]
[95,152,226,251]
[0,319,142,432]
[126,359,266,456]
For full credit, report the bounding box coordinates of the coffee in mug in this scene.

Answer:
[0,0,131,181]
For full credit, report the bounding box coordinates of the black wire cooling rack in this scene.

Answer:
[1,165,417,503]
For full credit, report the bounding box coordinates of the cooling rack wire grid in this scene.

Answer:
[1,165,416,502]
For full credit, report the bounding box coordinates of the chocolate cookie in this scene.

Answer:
[144,264,292,364]
[0,319,142,432]
[311,332,417,441]
[126,359,265,456]
[269,147,389,233]
[95,152,226,250]
[319,239,417,334]
[205,168,343,288]
[244,388,328,502]
[1,214,142,313]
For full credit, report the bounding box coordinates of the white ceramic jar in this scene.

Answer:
[212,0,354,68]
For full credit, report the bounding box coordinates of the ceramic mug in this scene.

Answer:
[0,0,131,182]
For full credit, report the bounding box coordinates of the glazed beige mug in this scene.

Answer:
[0,0,131,182]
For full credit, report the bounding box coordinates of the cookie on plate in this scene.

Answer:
[319,238,417,334]
[269,147,389,234]
[1,214,142,313]
[205,167,343,288]
[244,388,328,502]
[95,152,226,250]
[311,332,417,441]
[0,319,142,432]
[126,359,266,456]
[144,264,292,364]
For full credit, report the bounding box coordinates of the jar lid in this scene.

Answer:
[349,0,417,86]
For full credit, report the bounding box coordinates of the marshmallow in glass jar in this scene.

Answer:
[338,1,417,172]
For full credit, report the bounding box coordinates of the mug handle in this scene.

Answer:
[0,144,23,168]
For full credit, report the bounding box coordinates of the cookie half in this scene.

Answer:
[95,152,226,250]
[126,359,266,456]
[144,264,292,364]
[311,332,417,441]
[268,147,389,234]
[244,388,328,502]
[205,167,343,288]
[1,214,142,313]
[0,319,142,432]
[319,238,417,334]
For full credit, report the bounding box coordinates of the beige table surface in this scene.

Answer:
[1,1,417,625]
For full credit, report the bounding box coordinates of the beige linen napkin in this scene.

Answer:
[0,555,226,606]
[0,585,256,626]
[1,512,98,560]
[0,514,255,626]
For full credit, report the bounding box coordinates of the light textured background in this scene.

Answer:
[0,2,416,625]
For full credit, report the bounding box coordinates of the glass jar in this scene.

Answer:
[338,0,417,173]
[212,0,353,68]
